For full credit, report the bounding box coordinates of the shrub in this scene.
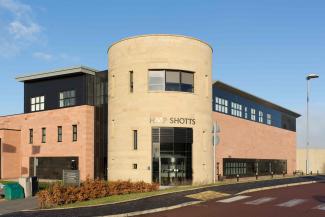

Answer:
[37,179,159,208]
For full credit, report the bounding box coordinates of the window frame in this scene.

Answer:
[57,126,62,142]
[31,96,45,112]
[258,111,264,123]
[59,90,76,108]
[133,130,138,150]
[267,113,272,125]
[148,69,194,93]
[251,108,256,121]
[215,97,228,114]
[29,129,33,144]
[72,125,78,142]
[41,128,46,143]
[130,71,134,93]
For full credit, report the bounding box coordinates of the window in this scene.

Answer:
[130,71,134,93]
[244,107,248,119]
[29,129,33,144]
[133,130,138,150]
[148,70,194,93]
[149,70,165,91]
[72,125,77,142]
[251,108,256,121]
[59,90,76,108]
[267,114,272,125]
[258,111,264,123]
[133,163,138,169]
[31,96,45,112]
[57,126,62,142]
[41,128,46,143]
[215,97,228,114]
[231,102,242,117]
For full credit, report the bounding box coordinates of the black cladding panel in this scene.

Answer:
[24,73,94,113]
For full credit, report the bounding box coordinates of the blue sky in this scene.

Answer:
[0,0,324,147]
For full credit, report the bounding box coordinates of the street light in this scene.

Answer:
[306,73,319,175]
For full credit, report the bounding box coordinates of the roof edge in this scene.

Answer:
[213,80,301,118]
[107,34,213,53]
[16,65,98,82]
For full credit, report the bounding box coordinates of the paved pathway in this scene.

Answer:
[0,197,38,216]
[2,176,325,217]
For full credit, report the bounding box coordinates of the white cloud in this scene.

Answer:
[33,51,80,63]
[33,52,52,61]
[0,0,43,57]
[9,21,41,39]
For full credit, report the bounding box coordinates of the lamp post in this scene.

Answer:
[306,73,319,175]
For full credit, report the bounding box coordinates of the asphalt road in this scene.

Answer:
[2,176,324,217]
[140,182,325,217]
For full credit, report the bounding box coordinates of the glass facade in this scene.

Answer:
[223,158,287,177]
[213,85,297,131]
[152,127,193,186]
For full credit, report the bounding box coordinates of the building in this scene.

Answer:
[0,34,300,186]
[297,148,325,174]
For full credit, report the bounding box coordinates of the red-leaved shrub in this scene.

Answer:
[37,179,159,208]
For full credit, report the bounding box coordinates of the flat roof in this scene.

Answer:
[213,81,301,118]
[16,65,98,82]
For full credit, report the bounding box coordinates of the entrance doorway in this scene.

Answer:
[152,127,192,186]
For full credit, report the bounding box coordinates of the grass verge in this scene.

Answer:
[45,175,307,209]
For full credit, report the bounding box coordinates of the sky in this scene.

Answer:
[0,0,324,148]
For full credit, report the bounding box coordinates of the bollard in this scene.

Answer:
[271,171,274,179]
[236,174,239,182]
[310,171,313,175]
[283,171,285,177]
[255,172,258,180]
[317,170,319,175]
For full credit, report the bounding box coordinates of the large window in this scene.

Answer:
[244,107,248,119]
[31,96,45,112]
[59,90,76,108]
[149,70,194,93]
[215,97,228,114]
[231,102,242,117]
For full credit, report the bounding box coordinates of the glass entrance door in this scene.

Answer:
[160,156,187,186]
[152,127,193,186]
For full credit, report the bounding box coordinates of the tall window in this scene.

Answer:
[148,70,194,93]
[215,97,228,114]
[31,96,45,112]
[72,125,78,142]
[244,107,248,119]
[133,130,138,150]
[29,129,33,144]
[231,102,242,117]
[251,108,256,121]
[258,111,264,123]
[267,114,272,125]
[59,90,76,107]
[57,126,62,142]
[41,128,46,143]
[130,71,134,93]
